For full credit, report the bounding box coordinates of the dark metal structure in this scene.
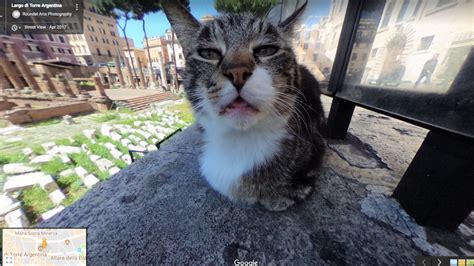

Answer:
[318,0,473,230]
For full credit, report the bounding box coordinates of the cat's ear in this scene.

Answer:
[277,0,307,33]
[161,0,201,55]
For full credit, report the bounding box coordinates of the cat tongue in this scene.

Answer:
[229,98,250,109]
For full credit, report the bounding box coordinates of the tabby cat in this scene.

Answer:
[162,1,325,211]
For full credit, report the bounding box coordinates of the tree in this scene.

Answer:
[214,0,277,17]
[95,0,138,88]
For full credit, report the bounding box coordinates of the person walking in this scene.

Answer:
[415,53,439,87]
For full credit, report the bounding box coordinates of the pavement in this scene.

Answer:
[40,96,473,264]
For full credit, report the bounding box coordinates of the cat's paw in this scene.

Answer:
[259,196,295,212]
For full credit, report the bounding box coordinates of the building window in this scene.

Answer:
[312,54,318,62]
[107,50,112,57]
[380,1,395,28]
[90,36,95,42]
[111,31,116,37]
[436,0,455,7]
[412,0,423,17]
[418,35,434,51]
[51,47,55,52]
[351,53,358,61]
[303,43,309,50]
[90,26,95,32]
[396,0,410,23]
[58,36,65,43]
[48,34,54,42]
[371,48,378,58]
[96,48,102,56]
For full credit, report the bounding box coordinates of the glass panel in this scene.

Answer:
[281,0,348,89]
[340,0,474,137]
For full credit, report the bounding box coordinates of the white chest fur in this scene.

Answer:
[199,119,288,199]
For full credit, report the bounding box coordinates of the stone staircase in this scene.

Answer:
[121,92,178,111]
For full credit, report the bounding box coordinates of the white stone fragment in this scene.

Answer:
[21,147,33,156]
[110,132,122,142]
[74,166,88,179]
[5,208,29,227]
[41,142,56,151]
[89,154,101,162]
[39,175,58,193]
[59,168,75,177]
[96,158,114,171]
[60,155,71,164]
[3,172,45,192]
[104,143,116,150]
[30,154,54,164]
[0,194,21,216]
[49,189,66,205]
[41,205,65,221]
[110,148,123,160]
[83,174,99,188]
[121,139,131,147]
[2,163,37,174]
[108,167,120,175]
[133,121,143,127]
[82,129,96,139]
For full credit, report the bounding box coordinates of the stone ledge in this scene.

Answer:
[40,125,469,264]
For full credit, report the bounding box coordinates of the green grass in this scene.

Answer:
[166,101,195,124]
[40,157,70,176]
[112,159,127,169]
[92,113,120,123]
[56,174,81,190]
[96,134,129,154]
[31,144,46,155]
[97,170,110,181]
[19,186,55,223]
[70,152,98,174]
[63,187,88,207]
[24,118,61,128]
[0,152,28,165]
[55,138,72,146]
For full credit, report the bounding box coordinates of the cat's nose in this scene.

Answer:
[223,67,253,92]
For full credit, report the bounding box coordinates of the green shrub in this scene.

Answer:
[70,152,98,174]
[31,144,46,155]
[56,174,81,190]
[41,158,70,175]
[93,113,120,123]
[19,186,55,223]
[0,152,28,165]
[63,187,88,207]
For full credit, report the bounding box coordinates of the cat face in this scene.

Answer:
[162,2,306,130]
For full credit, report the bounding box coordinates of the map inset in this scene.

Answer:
[2,228,86,265]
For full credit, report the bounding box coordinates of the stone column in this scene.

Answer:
[0,49,25,90]
[0,66,11,89]
[6,43,41,92]
[159,53,168,90]
[93,76,107,97]
[138,58,146,89]
[107,66,114,86]
[57,74,76,97]
[39,73,59,96]
[96,72,107,87]
[89,76,111,112]
[114,57,125,87]
[125,57,136,89]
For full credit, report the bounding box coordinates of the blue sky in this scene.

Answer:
[118,0,331,48]
[118,0,218,48]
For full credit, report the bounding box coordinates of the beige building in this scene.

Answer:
[143,36,169,70]
[67,0,125,66]
[165,29,185,69]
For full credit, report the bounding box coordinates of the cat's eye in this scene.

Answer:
[198,48,222,60]
[253,45,279,57]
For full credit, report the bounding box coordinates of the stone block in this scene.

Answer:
[110,132,122,142]
[104,143,116,150]
[60,155,71,164]
[120,154,132,165]
[3,163,37,174]
[39,175,58,193]
[59,168,75,177]
[0,194,21,216]
[57,146,82,154]
[49,189,66,205]
[21,147,33,156]
[41,142,56,151]
[139,141,148,147]
[3,171,45,192]
[100,125,114,137]
[108,167,120,175]
[83,174,99,188]
[5,208,29,227]
[96,158,114,172]
[89,154,101,162]
[30,154,54,164]
[110,149,123,160]
[83,129,97,140]
[121,139,131,147]
[74,166,88,179]
[133,121,143,127]
[41,205,65,221]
